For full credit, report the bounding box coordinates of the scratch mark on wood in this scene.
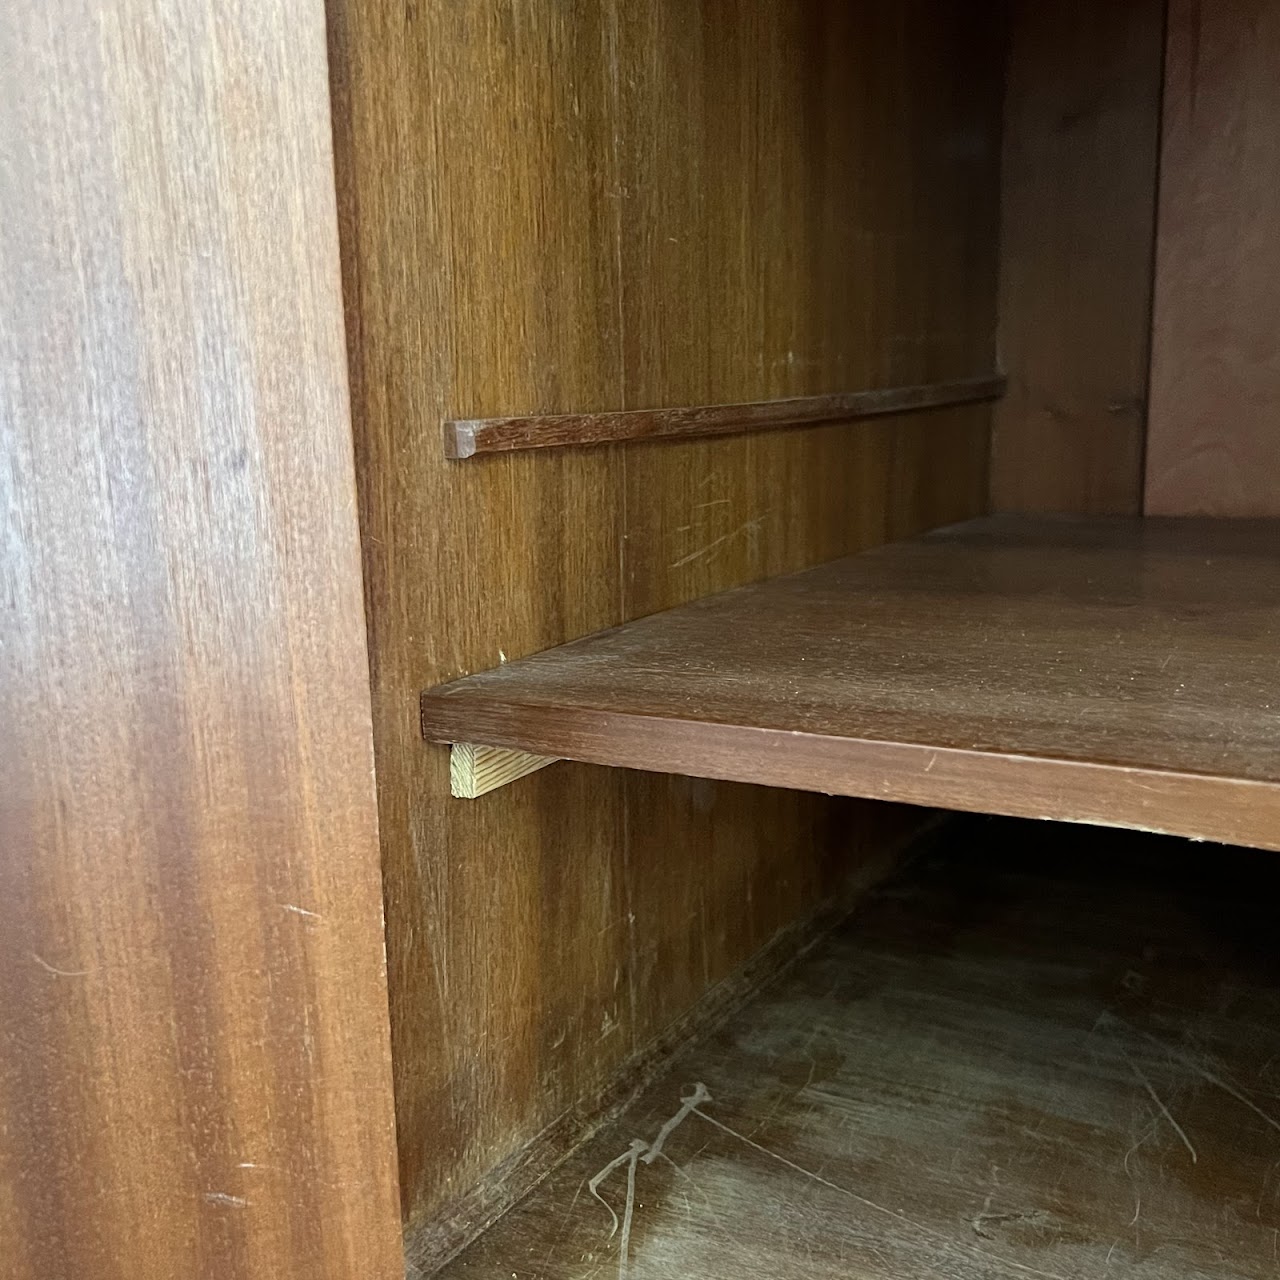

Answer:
[585,1083,713,1275]
[29,952,90,978]
[1186,1055,1280,1134]
[641,1081,709,1165]
[281,904,322,920]
[1124,1052,1197,1163]
[618,1136,640,1276]
[1106,1014,1280,1134]
[1122,1121,1155,1179]
[587,1141,645,1242]
[538,1181,585,1277]
[971,1192,995,1238]
[204,1192,249,1209]
[690,1095,1073,1280]
[651,1150,734,1240]
[668,516,768,569]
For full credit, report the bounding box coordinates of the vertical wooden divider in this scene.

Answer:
[0,2,404,1277]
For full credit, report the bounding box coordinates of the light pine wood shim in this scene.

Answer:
[449,744,558,798]
[444,374,1007,458]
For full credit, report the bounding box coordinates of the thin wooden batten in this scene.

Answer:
[444,373,1006,459]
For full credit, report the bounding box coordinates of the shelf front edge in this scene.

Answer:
[419,694,1280,853]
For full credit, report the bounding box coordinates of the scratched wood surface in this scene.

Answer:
[0,1,403,1277]
[328,0,1004,1238]
[439,818,1280,1279]
[989,0,1164,515]
[1146,0,1280,517]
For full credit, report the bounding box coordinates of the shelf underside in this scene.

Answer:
[421,516,1280,850]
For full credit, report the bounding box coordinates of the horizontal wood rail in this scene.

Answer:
[444,373,1006,459]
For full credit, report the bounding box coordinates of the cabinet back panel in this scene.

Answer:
[989,0,1165,515]
[1146,0,1280,516]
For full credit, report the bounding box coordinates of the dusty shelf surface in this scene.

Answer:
[433,818,1280,1279]
[422,515,1280,849]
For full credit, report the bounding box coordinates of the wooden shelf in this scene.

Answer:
[421,516,1280,850]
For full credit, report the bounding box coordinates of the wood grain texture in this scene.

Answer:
[440,818,1280,1278]
[424,515,1280,852]
[989,0,1164,515]
[0,3,403,1278]
[449,745,558,799]
[444,376,1005,458]
[1146,0,1280,516]
[327,0,1003,1232]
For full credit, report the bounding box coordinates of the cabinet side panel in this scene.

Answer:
[0,2,402,1277]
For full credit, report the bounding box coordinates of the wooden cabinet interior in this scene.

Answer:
[396,0,1280,1268]
[6,0,1280,1276]
[342,0,1279,1271]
